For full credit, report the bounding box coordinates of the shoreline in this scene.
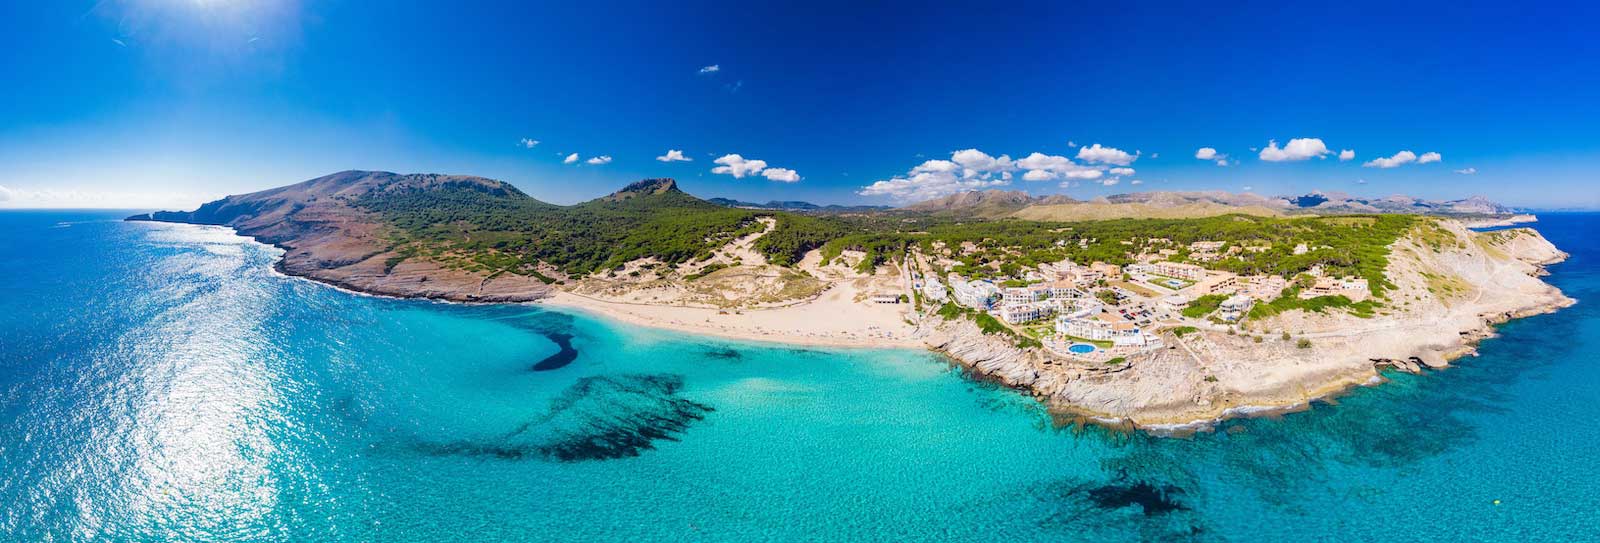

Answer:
[146,218,1577,435]
[538,290,924,350]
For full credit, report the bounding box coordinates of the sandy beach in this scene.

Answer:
[540,287,923,349]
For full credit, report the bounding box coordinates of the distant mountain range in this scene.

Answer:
[706,197,891,213]
[894,189,1518,219]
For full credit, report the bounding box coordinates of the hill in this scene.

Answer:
[129,171,855,301]
[708,197,891,213]
[898,189,1518,220]
[899,189,1076,218]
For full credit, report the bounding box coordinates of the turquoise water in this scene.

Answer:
[3,210,1598,541]
[1069,344,1097,354]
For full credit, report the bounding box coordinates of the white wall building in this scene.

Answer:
[999,300,1059,324]
[950,276,1000,309]
[921,277,948,302]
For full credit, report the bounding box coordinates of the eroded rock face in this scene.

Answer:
[131,170,552,302]
[926,219,1573,430]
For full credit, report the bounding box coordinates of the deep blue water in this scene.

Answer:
[2,210,1597,542]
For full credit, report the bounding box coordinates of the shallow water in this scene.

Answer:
[3,210,1597,541]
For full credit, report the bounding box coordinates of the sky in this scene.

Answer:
[2,1,1598,210]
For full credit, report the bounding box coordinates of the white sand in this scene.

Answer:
[541,283,922,349]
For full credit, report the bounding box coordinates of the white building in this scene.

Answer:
[921,277,948,302]
[1151,262,1208,281]
[1056,308,1148,346]
[999,300,1059,324]
[950,276,1000,309]
[1301,277,1370,301]
[1218,294,1254,322]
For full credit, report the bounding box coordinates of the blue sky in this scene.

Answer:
[2,1,1598,209]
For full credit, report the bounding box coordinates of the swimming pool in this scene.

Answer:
[1068,343,1096,354]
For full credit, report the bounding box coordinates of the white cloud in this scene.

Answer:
[1356,179,1369,184]
[1338,149,1355,161]
[860,146,1140,201]
[1216,159,1229,167]
[1015,152,1104,181]
[1362,150,1417,168]
[1242,185,1254,192]
[859,148,1017,201]
[656,149,692,162]
[519,138,539,149]
[1076,143,1137,165]
[1195,147,1223,160]
[0,185,12,202]
[563,153,579,164]
[951,149,1014,176]
[699,64,720,74]
[1021,169,1054,182]
[911,159,960,174]
[711,154,769,178]
[1454,167,1477,175]
[1258,138,1332,161]
[1130,179,1144,185]
[761,168,801,183]
[585,155,612,165]
[858,171,1008,202]
[1363,150,1442,168]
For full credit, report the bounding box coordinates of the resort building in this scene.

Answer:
[1150,261,1208,281]
[999,300,1059,324]
[950,276,1001,309]
[1301,277,1371,301]
[869,294,902,304]
[1241,275,1289,300]
[1056,307,1148,346]
[1218,294,1254,322]
[920,277,948,302]
[1002,287,1047,306]
[1188,241,1225,253]
[1090,261,1123,277]
[1046,281,1084,299]
[1194,273,1242,296]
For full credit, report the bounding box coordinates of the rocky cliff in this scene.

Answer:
[923,218,1573,430]
[130,170,553,302]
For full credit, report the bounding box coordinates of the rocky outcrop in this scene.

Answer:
[923,320,1041,388]
[927,218,1573,431]
[129,170,552,303]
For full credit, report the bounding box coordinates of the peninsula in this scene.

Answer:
[131,171,1572,430]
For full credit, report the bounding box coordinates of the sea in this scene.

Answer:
[2,210,1597,542]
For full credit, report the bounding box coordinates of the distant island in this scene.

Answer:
[130,170,1572,431]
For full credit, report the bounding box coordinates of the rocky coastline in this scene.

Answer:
[917,222,1573,431]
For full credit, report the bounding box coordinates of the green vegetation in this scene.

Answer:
[355,178,861,277]
[1182,294,1227,318]
[1296,338,1313,349]
[936,302,1039,348]
[683,263,729,281]
[1107,357,1127,366]
[1247,287,1381,320]
[353,176,1417,299]
[1170,326,1198,337]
